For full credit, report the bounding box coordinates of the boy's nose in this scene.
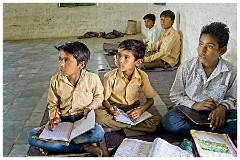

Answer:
[200,46,207,53]
[59,60,65,67]
[118,57,124,63]
[198,46,207,56]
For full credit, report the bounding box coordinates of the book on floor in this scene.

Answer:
[38,110,95,144]
[114,109,152,125]
[114,138,192,157]
[190,130,237,157]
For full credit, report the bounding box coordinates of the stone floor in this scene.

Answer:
[2,34,168,157]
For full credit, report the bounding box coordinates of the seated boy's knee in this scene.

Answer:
[161,113,183,133]
[94,124,105,141]
[95,109,111,125]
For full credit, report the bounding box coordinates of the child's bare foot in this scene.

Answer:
[103,127,114,133]
[82,144,104,157]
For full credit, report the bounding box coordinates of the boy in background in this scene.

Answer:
[28,41,105,156]
[96,39,161,137]
[140,10,181,69]
[143,13,161,46]
[162,22,237,136]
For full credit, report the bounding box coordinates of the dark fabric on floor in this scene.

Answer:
[103,54,117,69]
[145,69,177,109]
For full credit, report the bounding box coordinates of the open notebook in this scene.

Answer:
[38,110,95,145]
[176,106,210,125]
[114,109,152,125]
[114,138,192,157]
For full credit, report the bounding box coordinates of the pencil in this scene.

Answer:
[53,109,57,121]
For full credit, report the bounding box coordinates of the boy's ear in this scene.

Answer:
[78,61,85,69]
[136,59,143,66]
[219,46,227,56]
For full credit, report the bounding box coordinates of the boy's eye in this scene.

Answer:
[59,57,71,63]
[66,59,71,63]
[207,45,213,49]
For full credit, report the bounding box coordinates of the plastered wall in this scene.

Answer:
[3,3,237,66]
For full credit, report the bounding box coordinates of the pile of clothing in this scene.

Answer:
[78,30,124,39]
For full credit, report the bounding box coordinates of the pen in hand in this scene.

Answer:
[48,109,59,131]
[111,106,120,116]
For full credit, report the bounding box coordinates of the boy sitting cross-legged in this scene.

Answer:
[28,41,105,156]
[96,39,161,137]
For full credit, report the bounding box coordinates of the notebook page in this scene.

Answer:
[39,122,73,141]
[148,138,191,157]
[69,109,95,140]
[114,138,153,157]
[114,110,152,125]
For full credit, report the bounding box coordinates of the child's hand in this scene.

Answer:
[128,108,142,122]
[109,106,120,116]
[47,118,61,131]
[208,105,226,130]
[192,99,216,111]
[84,107,92,119]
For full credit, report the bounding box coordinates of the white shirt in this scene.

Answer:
[143,25,161,45]
[170,57,237,110]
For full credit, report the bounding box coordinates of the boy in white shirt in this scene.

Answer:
[162,22,237,136]
[143,14,161,46]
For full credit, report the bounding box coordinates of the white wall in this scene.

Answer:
[3,3,144,40]
[3,3,237,66]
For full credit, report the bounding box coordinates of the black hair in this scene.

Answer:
[160,10,175,21]
[54,41,90,67]
[143,14,156,21]
[200,22,229,48]
[118,39,146,60]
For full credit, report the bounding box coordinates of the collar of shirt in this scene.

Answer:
[196,57,230,83]
[149,25,157,31]
[59,69,87,86]
[116,67,141,82]
[163,26,174,37]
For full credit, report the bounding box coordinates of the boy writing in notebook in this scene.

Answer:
[95,39,161,136]
[139,10,181,69]
[28,41,105,156]
[143,13,161,46]
[161,22,237,136]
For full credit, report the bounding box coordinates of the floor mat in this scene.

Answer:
[145,70,177,109]
[103,53,117,69]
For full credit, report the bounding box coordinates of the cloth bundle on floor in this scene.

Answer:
[78,30,124,39]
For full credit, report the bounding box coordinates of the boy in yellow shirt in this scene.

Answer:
[96,39,161,136]
[140,10,181,69]
[28,41,104,156]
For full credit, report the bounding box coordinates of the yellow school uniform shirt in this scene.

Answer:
[144,27,181,67]
[47,69,104,119]
[104,68,155,105]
